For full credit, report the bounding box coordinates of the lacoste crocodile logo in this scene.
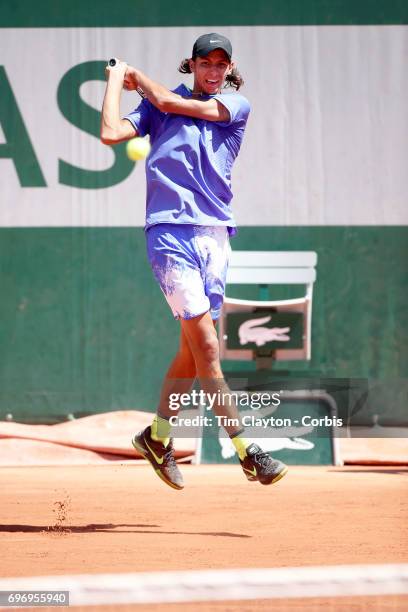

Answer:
[239,316,290,347]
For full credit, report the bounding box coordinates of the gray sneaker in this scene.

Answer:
[132,426,184,490]
[240,443,288,485]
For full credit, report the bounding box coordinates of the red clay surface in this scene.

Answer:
[1,465,407,611]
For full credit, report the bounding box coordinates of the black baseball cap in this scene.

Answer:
[192,33,232,61]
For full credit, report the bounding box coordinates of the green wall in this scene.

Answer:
[1,227,406,422]
[2,0,407,27]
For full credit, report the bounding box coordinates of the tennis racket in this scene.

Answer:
[108,58,146,99]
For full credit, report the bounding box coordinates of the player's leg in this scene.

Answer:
[155,325,196,421]
[132,226,219,490]
[181,311,287,485]
[132,226,198,489]
[182,227,288,485]
[132,326,196,490]
[152,319,217,427]
[180,312,242,434]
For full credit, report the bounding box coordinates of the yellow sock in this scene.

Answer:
[151,415,171,447]
[231,433,249,461]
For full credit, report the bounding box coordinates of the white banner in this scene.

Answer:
[0,26,407,227]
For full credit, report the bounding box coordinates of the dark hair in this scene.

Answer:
[178,58,244,91]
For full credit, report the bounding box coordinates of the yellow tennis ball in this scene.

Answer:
[126,137,151,161]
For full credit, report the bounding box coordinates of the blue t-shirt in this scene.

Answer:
[124,84,250,235]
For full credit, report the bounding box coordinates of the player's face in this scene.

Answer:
[190,49,232,95]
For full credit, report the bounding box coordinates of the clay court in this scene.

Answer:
[1,463,407,610]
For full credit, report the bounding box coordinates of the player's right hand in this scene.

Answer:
[123,66,139,91]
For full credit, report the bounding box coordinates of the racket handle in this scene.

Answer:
[108,58,146,99]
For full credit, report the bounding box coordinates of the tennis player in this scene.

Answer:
[101,33,288,490]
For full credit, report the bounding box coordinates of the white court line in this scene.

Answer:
[0,564,407,607]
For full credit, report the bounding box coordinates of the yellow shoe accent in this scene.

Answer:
[145,439,165,465]
[151,415,171,446]
[231,435,250,461]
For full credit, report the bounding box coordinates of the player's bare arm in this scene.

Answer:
[101,60,137,145]
[125,66,231,123]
